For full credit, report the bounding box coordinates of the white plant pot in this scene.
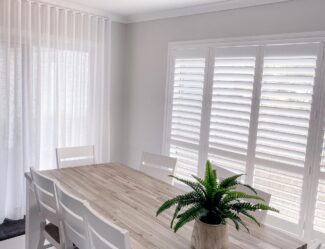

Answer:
[191,219,229,249]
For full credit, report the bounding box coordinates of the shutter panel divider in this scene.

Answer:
[246,46,264,185]
[197,48,215,178]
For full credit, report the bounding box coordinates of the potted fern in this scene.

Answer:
[156,160,278,249]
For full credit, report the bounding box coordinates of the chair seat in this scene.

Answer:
[45,223,60,244]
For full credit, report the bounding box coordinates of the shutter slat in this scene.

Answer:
[210,115,249,127]
[260,99,311,110]
[212,96,252,105]
[210,124,249,135]
[209,142,247,155]
[259,114,309,128]
[258,122,308,136]
[257,130,307,144]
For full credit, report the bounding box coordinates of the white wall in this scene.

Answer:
[115,0,325,168]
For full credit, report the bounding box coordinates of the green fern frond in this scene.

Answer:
[219,174,244,189]
[222,191,264,205]
[236,218,249,232]
[239,210,260,227]
[170,175,207,197]
[225,211,241,230]
[191,175,206,188]
[253,203,279,213]
[237,183,257,195]
[171,204,182,228]
[173,205,208,232]
[204,161,217,196]
[156,191,202,216]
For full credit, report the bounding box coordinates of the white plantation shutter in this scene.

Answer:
[167,49,207,180]
[165,39,325,241]
[208,46,258,175]
[253,43,320,233]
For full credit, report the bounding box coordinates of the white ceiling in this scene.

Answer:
[48,0,292,23]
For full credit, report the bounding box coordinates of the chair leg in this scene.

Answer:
[59,221,66,249]
[64,238,74,249]
[37,236,45,249]
[37,222,46,249]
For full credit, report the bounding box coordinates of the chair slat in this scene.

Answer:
[55,184,88,249]
[86,204,130,249]
[30,168,63,249]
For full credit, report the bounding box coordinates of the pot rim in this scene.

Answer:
[196,218,228,227]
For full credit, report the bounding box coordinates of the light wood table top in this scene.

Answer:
[26,163,307,249]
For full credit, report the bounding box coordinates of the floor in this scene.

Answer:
[0,235,25,249]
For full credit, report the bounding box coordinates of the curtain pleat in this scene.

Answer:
[0,0,111,222]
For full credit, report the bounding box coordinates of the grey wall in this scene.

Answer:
[112,0,325,168]
[110,22,128,162]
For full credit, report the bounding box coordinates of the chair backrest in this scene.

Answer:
[55,184,88,249]
[140,152,177,184]
[237,184,271,224]
[56,145,95,168]
[85,204,131,249]
[308,240,322,249]
[30,168,59,226]
[212,164,243,182]
[211,164,271,223]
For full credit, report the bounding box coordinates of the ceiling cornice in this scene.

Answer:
[125,0,293,24]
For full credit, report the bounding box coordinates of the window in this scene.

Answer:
[164,35,325,241]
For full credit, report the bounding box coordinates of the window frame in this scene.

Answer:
[163,31,325,241]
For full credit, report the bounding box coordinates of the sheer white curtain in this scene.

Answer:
[0,0,110,222]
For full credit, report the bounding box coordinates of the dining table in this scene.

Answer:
[25,162,308,249]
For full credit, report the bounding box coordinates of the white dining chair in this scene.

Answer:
[212,164,244,182]
[85,203,131,249]
[212,164,271,224]
[30,168,64,249]
[308,240,322,249]
[237,184,271,224]
[55,183,89,249]
[56,145,95,168]
[140,152,177,184]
